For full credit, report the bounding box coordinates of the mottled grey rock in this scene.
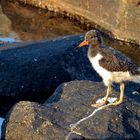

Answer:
[2,81,140,140]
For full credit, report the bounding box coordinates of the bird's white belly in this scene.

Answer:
[89,53,132,86]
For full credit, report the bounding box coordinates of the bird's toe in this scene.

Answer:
[108,101,123,106]
[91,102,105,108]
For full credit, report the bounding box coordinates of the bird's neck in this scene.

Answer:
[88,44,100,58]
[93,44,100,48]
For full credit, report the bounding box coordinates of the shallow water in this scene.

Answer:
[0,117,4,138]
[0,0,140,67]
[0,37,19,42]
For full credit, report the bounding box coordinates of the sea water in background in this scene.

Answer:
[0,37,18,43]
[0,117,4,138]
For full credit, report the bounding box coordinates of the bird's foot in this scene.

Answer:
[107,97,117,103]
[91,98,107,108]
[95,97,106,104]
[91,102,105,108]
[108,100,123,106]
[91,97,118,108]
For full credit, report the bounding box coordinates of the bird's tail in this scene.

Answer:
[131,67,140,83]
[132,75,140,84]
[138,67,140,73]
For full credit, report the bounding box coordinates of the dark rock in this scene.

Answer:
[0,35,100,117]
[2,80,140,140]
[0,41,5,45]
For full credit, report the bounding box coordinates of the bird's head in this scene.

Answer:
[78,30,102,47]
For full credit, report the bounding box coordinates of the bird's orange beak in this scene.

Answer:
[78,40,88,48]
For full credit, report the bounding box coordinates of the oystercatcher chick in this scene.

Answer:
[78,30,140,108]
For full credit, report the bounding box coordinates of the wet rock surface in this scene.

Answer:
[0,35,100,117]
[2,81,140,140]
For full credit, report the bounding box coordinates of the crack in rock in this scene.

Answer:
[65,98,117,140]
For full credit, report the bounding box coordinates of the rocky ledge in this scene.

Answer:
[8,0,140,45]
[1,80,140,140]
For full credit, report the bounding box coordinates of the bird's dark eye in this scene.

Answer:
[90,36,97,39]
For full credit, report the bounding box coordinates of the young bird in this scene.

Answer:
[78,30,140,108]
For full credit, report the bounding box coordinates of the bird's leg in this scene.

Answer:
[91,85,111,108]
[109,82,124,106]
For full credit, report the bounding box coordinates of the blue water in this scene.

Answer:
[0,37,18,43]
[0,117,4,139]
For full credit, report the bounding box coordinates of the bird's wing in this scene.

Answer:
[99,46,138,74]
